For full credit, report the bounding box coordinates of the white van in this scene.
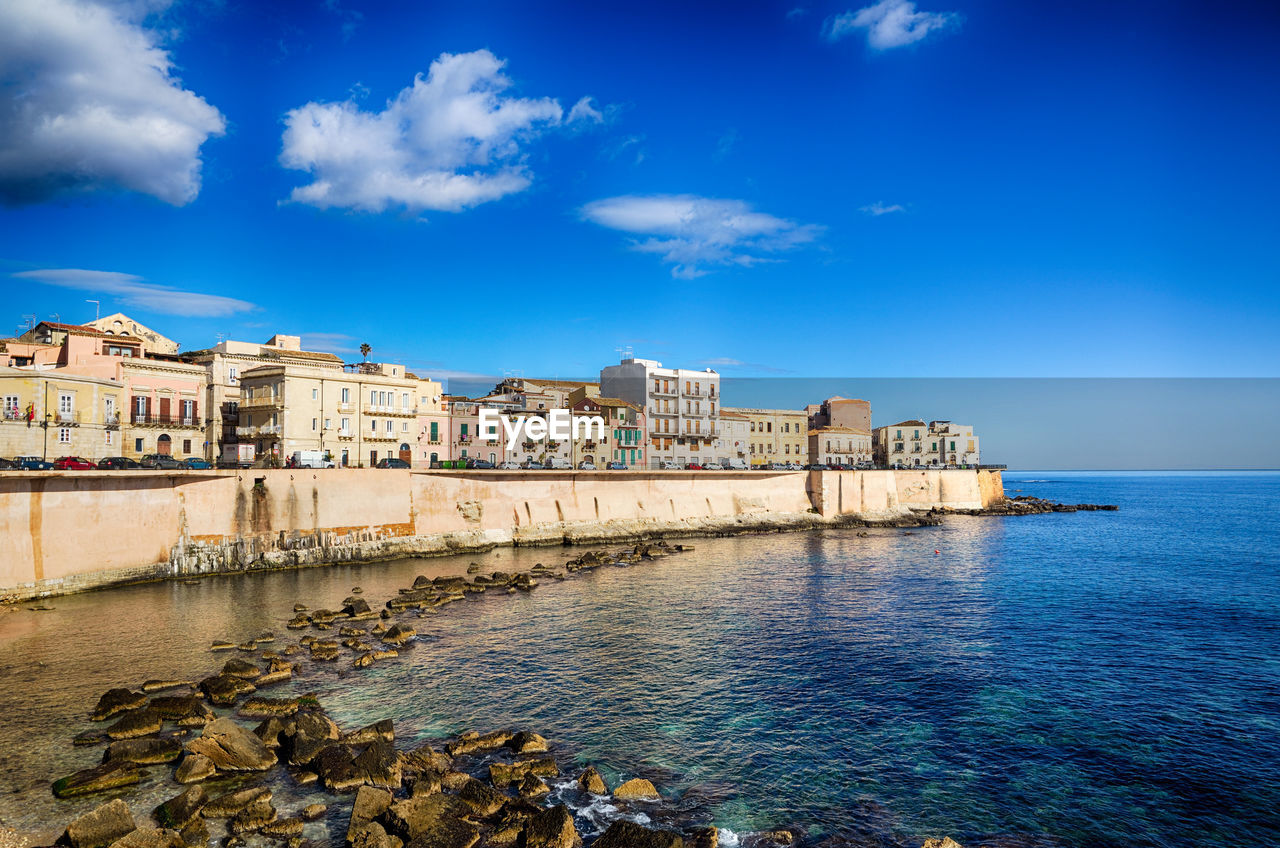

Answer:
[545,457,572,470]
[726,458,749,470]
[292,450,335,469]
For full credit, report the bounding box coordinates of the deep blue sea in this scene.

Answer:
[1,472,1277,846]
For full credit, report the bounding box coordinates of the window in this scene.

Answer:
[402,422,408,431]
[386,420,393,433]
[312,388,318,400]
[401,393,410,409]
[371,419,378,432]
[183,439,192,453]
[105,430,113,446]
[312,418,318,431]
[2,395,17,418]
[58,428,71,443]
[324,418,331,430]
[135,438,144,452]
[59,393,73,414]
[341,388,350,403]
[181,399,195,422]
[104,397,116,421]
[228,367,238,384]
[430,422,439,441]
[341,417,350,434]
[950,441,956,451]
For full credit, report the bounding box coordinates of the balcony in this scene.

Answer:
[363,404,417,417]
[236,424,281,438]
[2,408,26,421]
[55,411,81,426]
[367,431,400,442]
[338,431,354,441]
[649,388,677,398]
[105,414,121,430]
[240,395,282,410]
[337,402,356,414]
[130,413,201,429]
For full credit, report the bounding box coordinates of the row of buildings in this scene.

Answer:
[0,316,981,469]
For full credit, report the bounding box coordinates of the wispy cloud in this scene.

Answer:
[323,0,363,41]
[13,269,255,317]
[580,194,822,279]
[0,0,225,206]
[698,357,795,375]
[713,128,739,162]
[299,332,359,354]
[860,201,906,216]
[567,96,605,125]
[787,7,809,20]
[825,0,960,50]
[280,49,571,213]
[601,134,646,166]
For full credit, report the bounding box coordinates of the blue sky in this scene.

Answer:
[2,0,1279,384]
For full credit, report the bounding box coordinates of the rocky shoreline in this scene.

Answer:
[934,495,1118,516]
[30,539,972,848]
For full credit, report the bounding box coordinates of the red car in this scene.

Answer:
[53,456,96,470]
[685,462,703,470]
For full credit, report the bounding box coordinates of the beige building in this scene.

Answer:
[874,420,926,466]
[806,396,871,433]
[0,367,123,461]
[924,421,980,466]
[237,358,440,467]
[86,313,179,356]
[723,406,808,467]
[808,426,872,467]
[873,420,979,467]
[182,334,354,462]
[716,410,751,466]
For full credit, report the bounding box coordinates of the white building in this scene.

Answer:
[600,357,720,468]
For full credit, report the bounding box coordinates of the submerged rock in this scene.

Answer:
[593,821,683,848]
[59,797,136,848]
[51,760,140,798]
[151,785,207,829]
[106,827,184,848]
[102,737,183,765]
[507,731,548,754]
[183,717,277,772]
[105,709,163,740]
[202,786,272,818]
[174,753,215,784]
[489,757,558,787]
[91,688,147,722]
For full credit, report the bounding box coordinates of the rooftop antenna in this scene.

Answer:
[85,300,100,321]
[615,344,633,361]
[50,312,60,324]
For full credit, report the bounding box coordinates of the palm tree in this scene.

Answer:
[360,343,371,362]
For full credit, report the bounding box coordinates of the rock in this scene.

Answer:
[313,739,401,791]
[151,785,207,829]
[221,658,261,679]
[752,832,794,847]
[74,730,110,746]
[301,802,327,820]
[441,770,471,791]
[920,840,964,848]
[489,757,558,787]
[237,696,300,718]
[353,653,374,669]
[147,695,211,725]
[517,774,549,798]
[577,767,607,795]
[294,603,308,611]
[372,649,398,660]
[210,641,236,651]
[105,709,163,740]
[230,798,277,833]
[202,786,272,818]
[254,715,295,748]
[447,729,513,757]
[688,827,718,848]
[183,717,277,772]
[199,674,256,706]
[350,822,396,848]
[52,761,140,798]
[59,798,136,848]
[593,821,683,848]
[140,680,189,693]
[342,718,395,746]
[178,817,209,847]
[521,804,578,848]
[283,710,341,766]
[92,689,147,721]
[381,623,416,646]
[174,753,215,784]
[102,737,182,765]
[507,731,548,754]
[106,827,184,848]
[457,776,506,817]
[382,794,479,848]
[347,785,393,841]
[412,575,431,589]
[613,778,659,800]
[343,598,374,618]
[261,818,304,837]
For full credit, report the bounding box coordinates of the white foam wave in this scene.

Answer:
[718,828,741,848]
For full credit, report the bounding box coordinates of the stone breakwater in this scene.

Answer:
[938,495,1119,516]
[38,540,975,848]
[1,469,1003,602]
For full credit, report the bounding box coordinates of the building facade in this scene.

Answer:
[600,358,720,468]
[924,420,980,466]
[722,406,808,466]
[873,419,980,467]
[0,367,123,461]
[808,426,872,467]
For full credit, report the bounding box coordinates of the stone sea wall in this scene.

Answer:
[0,469,1003,602]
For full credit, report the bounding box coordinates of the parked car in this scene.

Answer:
[98,456,140,470]
[139,454,182,470]
[14,456,54,470]
[725,458,749,470]
[376,457,411,469]
[465,458,494,469]
[659,461,681,470]
[685,462,703,470]
[763,462,788,470]
[519,459,543,470]
[577,461,597,470]
[606,462,628,470]
[181,457,212,470]
[703,462,724,470]
[785,462,804,471]
[0,457,16,469]
[805,463,830,471]
[828,463,848,471]
[497,461,521,470]
[53,456,95,470]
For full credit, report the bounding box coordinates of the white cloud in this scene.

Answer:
[13,269,255,317]
[861,201,906,215]
[826,0,959,50]
[0,0,225,206]
[567,97,605,125]
[280,49,567,213]
[580,194,822,279]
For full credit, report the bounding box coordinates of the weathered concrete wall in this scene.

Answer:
[0,468,1002,601]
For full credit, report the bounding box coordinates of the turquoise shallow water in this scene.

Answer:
[1,472,1277,846]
